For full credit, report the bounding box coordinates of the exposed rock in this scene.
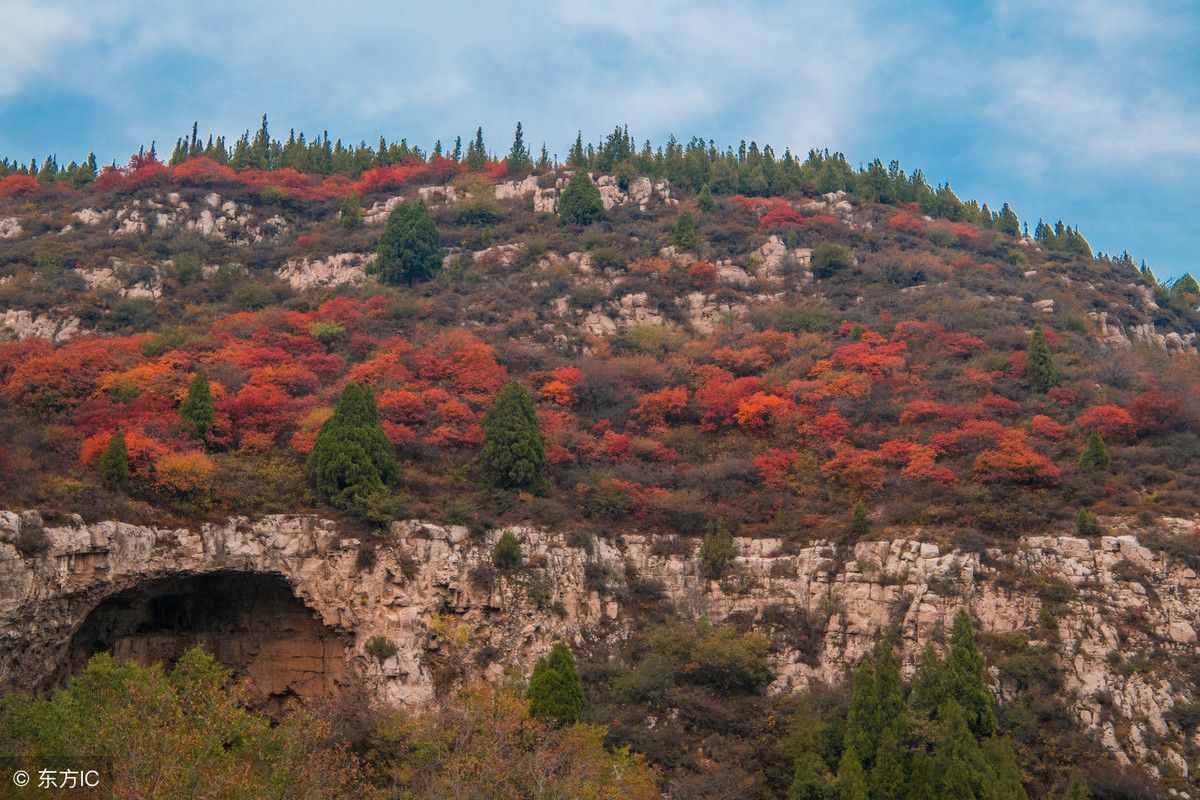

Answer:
[418,185,459,204]
[533,187,558,213]
[73,208,109,226]
[277,252,373,290]
[1032,298,1055,313]
[1130,323,1198,354]
[683,292,747,334]
[0,218,21,240]
[0,310,82,342]
[365,196,404,224]
[493,175,539,200]
[2,510,1198,773]
[1089,311,1132,349]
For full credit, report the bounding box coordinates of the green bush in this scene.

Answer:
[527,642,585,726]
[811,242,853,279]
[698,526,736,579]
[307,384,398,513]
[365,635,399,665]
[492,530,523,571]
[558,171,604,225]
[373,200,443,286]
[98,430,129,490]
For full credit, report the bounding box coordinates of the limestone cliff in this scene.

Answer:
[0,509,1197,779]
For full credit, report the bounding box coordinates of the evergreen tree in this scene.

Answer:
[908,750,935,800]
[908,643,948,721]
[870,723,907,800]
[492,529,522,570]
[1025,327,1058,393]
[180,371,214,440]
[568,131,586,167]
[466,127,487,171]
[307,384,398,510]
[790,752,834,800]
[506,122,532,177]
[845,658,879,765]
[373,201,443,286]
[696,183,715,213]
[931,699,986,800]
[99,430,129,490]
[836,746,869,800]
[671,211,699,250]
[1078,431,1111,471]
[997,203,1021,236]
[981,737,1029,800]
[527,642,585,727]
[849,500,870,536]
[557,170,604,225]
[945,610,996,738]
[481,382,545,490]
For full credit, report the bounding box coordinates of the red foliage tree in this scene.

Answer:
[1076,404,1137,441]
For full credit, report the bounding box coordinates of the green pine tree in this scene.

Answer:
[908,750,935,800]
[931,699,987,800]
[849,501,870,536]
[307,384,398,511]
[845,658,879,766]
[908,643,948,722]
[527,642,585,727]
[180,371,215,440]
[790,751,834,800]
[672,211,699,249]
[558,170,604,225]
[492,529,522,570]
[870,723,907,800]
[373,201,443,286]
[466,126,487,171]
[836,746,869,800]
[696,183,715,213]
[1077,431,1111,470]
[1025,327,1058,393]
[945,610,996,738]
[98,430,130,490]
[481,382,546,490]
[981,737,1029,800]
[506,122,532,178]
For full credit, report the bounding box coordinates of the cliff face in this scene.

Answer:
[0,509,1197,778]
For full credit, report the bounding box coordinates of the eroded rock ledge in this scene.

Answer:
[0,510,1197,777]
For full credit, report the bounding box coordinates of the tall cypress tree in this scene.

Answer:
[945,610,996,738]
[870,723,907,800]
[99,430,130,490]
[307,384,397,510]
[180,371,215,440]
[931,699,987,800]
[844,658,879,767]
[1026,327,1058,393]
[506,122,532,178]
[981,737,1030,800]
[481,382,545,490]
[790,752,834,800]
[836,746,869,800]
[527,642,585,727]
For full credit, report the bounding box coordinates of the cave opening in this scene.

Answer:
[62,571,349,708]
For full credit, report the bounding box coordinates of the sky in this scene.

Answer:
[1,0,1196,280]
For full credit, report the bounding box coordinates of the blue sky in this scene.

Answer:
[2,0,1196,279]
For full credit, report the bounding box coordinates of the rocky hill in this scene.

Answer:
[1,134,1199,797]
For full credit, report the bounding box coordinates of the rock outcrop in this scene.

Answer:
[0,310,82,342]
[277,252,373,290]
[1,509,1197,776]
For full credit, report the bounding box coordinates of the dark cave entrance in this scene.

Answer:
[63,571,349,708]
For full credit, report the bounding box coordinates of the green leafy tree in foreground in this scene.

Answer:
[99,430,129,490]
[527,641,585,727]
[558,170,604,225]
[480,382,545,490]
[1026,327,1058,393]
[180,371,214,440]
[307,383,398,510]
[373,200,443,286]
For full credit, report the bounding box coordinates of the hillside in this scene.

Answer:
[1,124,1200,798]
